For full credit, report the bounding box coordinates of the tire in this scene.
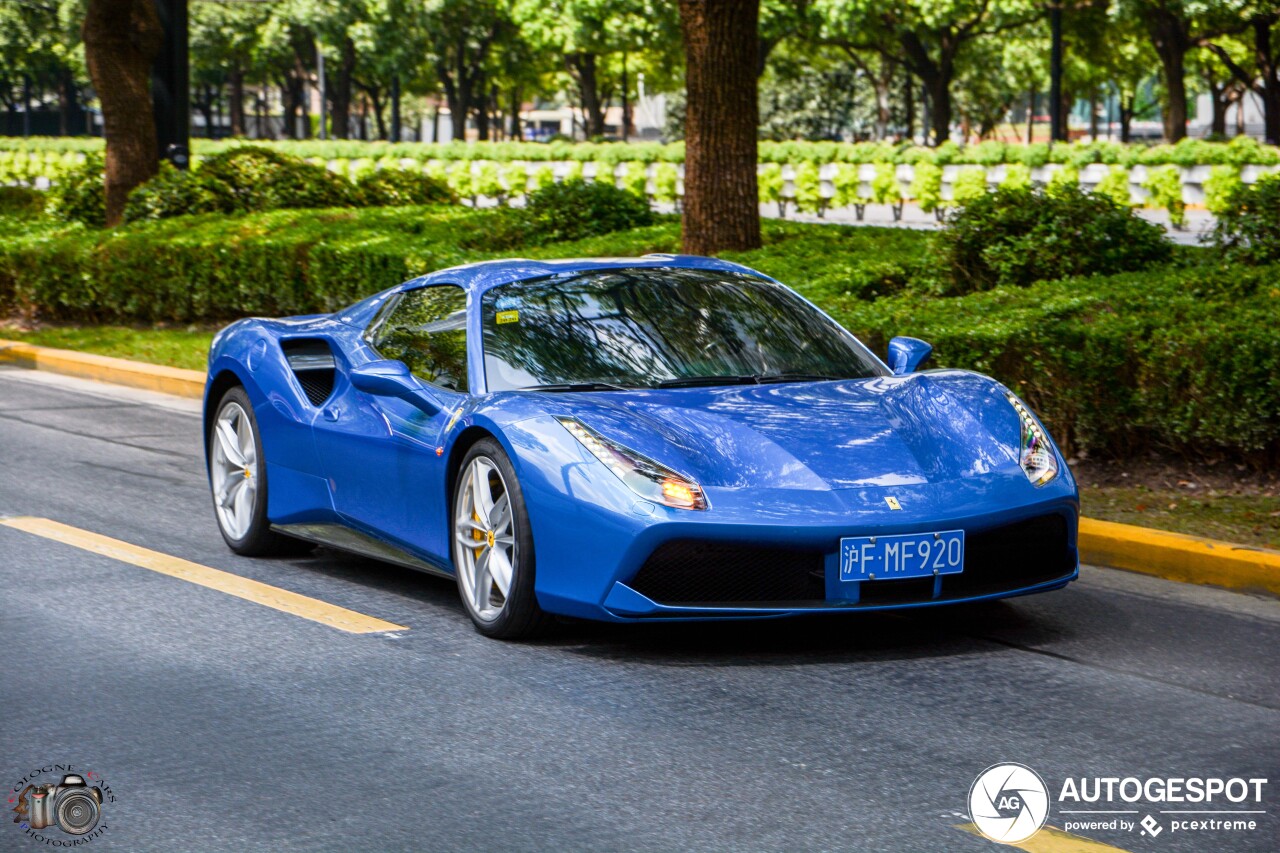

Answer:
[452,438,551,639]
[208,386,310,557]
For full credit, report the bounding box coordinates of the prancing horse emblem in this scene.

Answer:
[885,496,902,510]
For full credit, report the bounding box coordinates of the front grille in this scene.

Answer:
[628,540,825,604]
[942,512,1073,599]
[626,512,1074,609]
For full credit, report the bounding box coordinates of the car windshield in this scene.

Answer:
[481,267,887,392]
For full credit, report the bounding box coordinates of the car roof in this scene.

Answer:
[401,254,774,295]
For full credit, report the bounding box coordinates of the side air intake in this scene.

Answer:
[281,339,336,406]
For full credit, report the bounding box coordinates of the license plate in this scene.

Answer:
[839,530,965,582]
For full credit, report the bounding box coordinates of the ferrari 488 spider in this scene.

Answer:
[204,255,1078,638]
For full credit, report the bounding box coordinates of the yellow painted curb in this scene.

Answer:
[1080,517,1280,596]
[0,338,205,399]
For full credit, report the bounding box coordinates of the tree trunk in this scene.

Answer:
[229,65,245,136]
[1089,88,1099,140]
[566,53,606,138]
[330,37,356,140]
[1253,14,1279,145]
[509,86,521,140]
[679,0,761,254]
[1210,83,1228,137]
[903,75,914,141]
[82,0,163,226]
[1026,88,1035,143]
[1141,8,1190,141]
[475,70,490,140]
[1119,96,1134,143]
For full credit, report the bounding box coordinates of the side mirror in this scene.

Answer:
[349,359,440,415]
[887,336,933,375]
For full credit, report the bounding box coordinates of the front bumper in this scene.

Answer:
[522,459,1079,622]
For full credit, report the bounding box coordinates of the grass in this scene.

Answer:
[1081,486,1280,550]
[3,321,1277,550]
[0,324,215,371]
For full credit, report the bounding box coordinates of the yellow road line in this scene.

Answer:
[1,516,408,634]
[957,823,1134,852]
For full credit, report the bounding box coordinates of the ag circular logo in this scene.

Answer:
[969,763,1050,844]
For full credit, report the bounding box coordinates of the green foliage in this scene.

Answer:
[757,163,784,207]
[4,137,1279,172]
[448,162,476,204]
[1141,165,1186,229]
[472,161,504,200]
[870,163,901,205]
[519,178,655,244]
[831,164,867,208]
[936,185,1172,294]
[198,146,360,211]
[950,167,989,205]
[1092,166,1133,207]
[1045,164,1080,196]
[356,168,456,206]
[592,161,616,187]
[791,163,823,214]
[998,163,1032,192]
[123,162,238,222]
[0,186,47,219]
[502,162,530,200]
[48,155,106,228]
[620,162,648,198]
[1213,174,1280,266]
[909,162,943,212]
[1202,166,1242,217]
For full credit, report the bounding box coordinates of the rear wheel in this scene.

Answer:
[208,386,309,556]
[452,439,550,639]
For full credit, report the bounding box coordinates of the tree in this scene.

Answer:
[818,0,1041,146]
[1119,0,1250,141]
[1203,9,1279,143]
[423,0,510,140]
[82,0,162,226]
[679,0,761,254]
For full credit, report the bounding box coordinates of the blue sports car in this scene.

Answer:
[204,255,1079,639]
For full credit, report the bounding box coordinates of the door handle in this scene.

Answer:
[323,405,340,421]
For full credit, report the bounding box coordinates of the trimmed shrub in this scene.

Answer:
[909,162,943,213]
[1213,173,1280,265]
[48,155,106,227]
[950,167,989,205]
[0,186,47,218]
[520,178,654,243]
[1092,165,1133,207]
[123,162,238,222]
[197,145,359,211]
[936,184,1171,293]
[356,168,456,206]
[1202,165,1242,216]
[792,163,823,215]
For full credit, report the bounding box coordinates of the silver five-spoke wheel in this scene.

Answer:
[211,401,259,541]
[454,456,516,622]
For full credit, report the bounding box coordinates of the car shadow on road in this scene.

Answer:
[544,596,1079,668]
[277,546,1081,667]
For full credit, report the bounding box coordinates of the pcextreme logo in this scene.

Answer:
[9,763,115,846]
[967,763,1270,845]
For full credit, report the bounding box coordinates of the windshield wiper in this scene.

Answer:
[754,372,843,383]
[657,372,842,389]
[519,381,635,392]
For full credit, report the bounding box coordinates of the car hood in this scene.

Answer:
[537,372,1024,491]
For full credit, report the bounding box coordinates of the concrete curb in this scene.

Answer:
[0,338,205,399]
[1079,518,1280,597]
[3,338,1277,597]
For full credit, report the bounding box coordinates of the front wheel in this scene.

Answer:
[208,386,309,556]
[452,438,550,639]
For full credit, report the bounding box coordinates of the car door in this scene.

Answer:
[313,284,470,563]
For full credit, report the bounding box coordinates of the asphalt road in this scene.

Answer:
[1,366,1277,853]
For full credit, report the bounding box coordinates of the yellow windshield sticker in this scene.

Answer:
[496,310,519,324]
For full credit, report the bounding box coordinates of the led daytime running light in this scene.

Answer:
[1006,393,1058,487]
[558,418,708,510]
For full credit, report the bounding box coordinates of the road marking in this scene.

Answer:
[957,823,1134,852]
[1,516,408,634]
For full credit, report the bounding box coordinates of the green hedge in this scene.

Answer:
[4,134,1278,168]
[1,210,1274,462]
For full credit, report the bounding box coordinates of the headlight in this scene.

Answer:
[1005,393,1058,487]
[557,418,708,510]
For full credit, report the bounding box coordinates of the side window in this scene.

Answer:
[369,285,469,391]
